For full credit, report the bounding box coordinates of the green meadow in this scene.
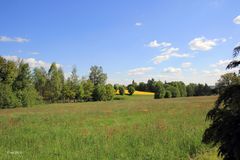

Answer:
[0,96,219,160]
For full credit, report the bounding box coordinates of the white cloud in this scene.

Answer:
[0,36,29,43]
[147,40,171,48]
[181,62,192,68]
[152,55,170,64]
[3,56,61,69]
[211,59,231,68]
[128,67,153,76]
[30,51,40,55]
[189,37,226,51]
[14,50,40,55]
[233,15,240,24]
[163,67,181,73]
[135,22,142,26]
[152,47,189,64]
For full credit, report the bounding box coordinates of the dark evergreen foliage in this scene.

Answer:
[202,46,240,160]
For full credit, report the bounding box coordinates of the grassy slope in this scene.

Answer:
[0,96,219,160]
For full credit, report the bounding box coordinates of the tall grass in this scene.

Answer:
[0,96,217,159]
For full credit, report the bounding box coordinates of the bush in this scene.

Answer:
[119,86,125,95]
[164,90,172,98]
[127,85,135,95]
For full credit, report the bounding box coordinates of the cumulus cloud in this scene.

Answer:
[0,36,29,43]
[211,59,232,68]
[181,62,192,68]
[135,22,142,26]
[233,15,240,24]
[3,56,61,69]
[128,67,153,76]
[163,67,181,73]
[189,37,226,51]
[203,67,239,77]
[147,40,171,48]
[152,47,189,64]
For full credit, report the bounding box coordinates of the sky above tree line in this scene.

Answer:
[0,0,240,85]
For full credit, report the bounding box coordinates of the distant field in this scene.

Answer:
[0,96,219,160]
[116,90,154,95]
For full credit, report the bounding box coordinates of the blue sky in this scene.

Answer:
[0,0,240,85]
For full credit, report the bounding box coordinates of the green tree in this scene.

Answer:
[131,80,138,89]
[186,83,197,96]
[154,81,165,99]
[82,80,94,101]
[46,63,62,102]
[127,85,135,95]
[89,66,107,86]
[92,84,107,101]
[76,83,84,101]
[168,82,181,97]
[114,84,119,92]
[13,62,39,107]
[62,78,76,102]
[147,78,156,92]
[178,81,187,97]
[105,84,115,101]
[202,46,240,160]
[69,66,79,101]
[0,83,19,108]
[119,86,125,95]
[164,90,172,98]
[58,67,65,100]
[18,87,40,107]
[215,73,240,94]
[13,62,32,91]
[33,67,47,97]
[166,85,180,98]
[137,82,147,91]
[195,84,205,96]
[0,57,18,85]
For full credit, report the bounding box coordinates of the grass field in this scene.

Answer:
[0,95,219,160]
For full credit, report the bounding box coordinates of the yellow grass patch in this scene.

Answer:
[116,90,154,95]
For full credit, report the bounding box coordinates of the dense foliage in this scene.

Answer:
[120,78,214,99]
[127,85,135,95]
[0,56,114,108]
[202,46,240,160]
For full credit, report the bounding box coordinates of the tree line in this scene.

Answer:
[114,79,214,99]
[1,55,234,109]
[0,56,115,108]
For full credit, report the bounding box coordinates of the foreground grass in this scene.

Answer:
[0,96,218,159]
